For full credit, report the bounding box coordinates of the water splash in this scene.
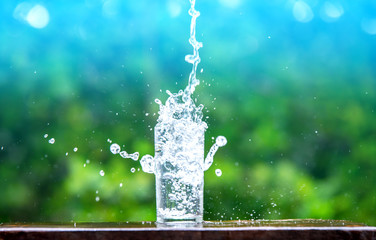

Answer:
[111,0,226,175]
[110,143,139,161]
[110,0,226,222]
[204,136,227,171]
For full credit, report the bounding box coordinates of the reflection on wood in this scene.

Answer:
[0,219,375,240]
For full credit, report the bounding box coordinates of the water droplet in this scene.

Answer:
[140,155,154,173]
[48,138,55,144]
[119,151,128,158]
[110,143,121,154]
[99,170,105,176]
[44,134,48,138]
[95,196,100,202]
[73,147,78,152]
[155,99,162,105]
[130,168,136,173]
[216,136,227,147]
[215,169,222,176]
[131,152,140,161]
[119,183,123,187]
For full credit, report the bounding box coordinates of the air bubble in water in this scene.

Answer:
[44,134,48,138]
[215,169,222,177]
[120,183,123,187]
[110,143,121,154]
[99,170,105,176]
[48,138,55,144]
[130,168,136,173]
[95,196,100,202]
[73,147,78,152]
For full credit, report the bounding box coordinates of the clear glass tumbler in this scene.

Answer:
[154,120,205,224]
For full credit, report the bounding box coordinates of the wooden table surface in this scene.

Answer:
[0,219,375,240]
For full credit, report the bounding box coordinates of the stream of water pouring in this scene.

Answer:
[110,0,226,223]
[183,0,202,100]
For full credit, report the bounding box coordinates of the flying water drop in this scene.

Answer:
[204,136,227,171]
[110,143,139,160]
[110,143,121,154]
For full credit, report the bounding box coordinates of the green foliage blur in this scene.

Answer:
[0,1,375,225]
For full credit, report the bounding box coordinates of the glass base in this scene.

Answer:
[156,215,203,225]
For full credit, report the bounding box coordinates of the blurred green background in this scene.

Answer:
[0,0,375,225]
